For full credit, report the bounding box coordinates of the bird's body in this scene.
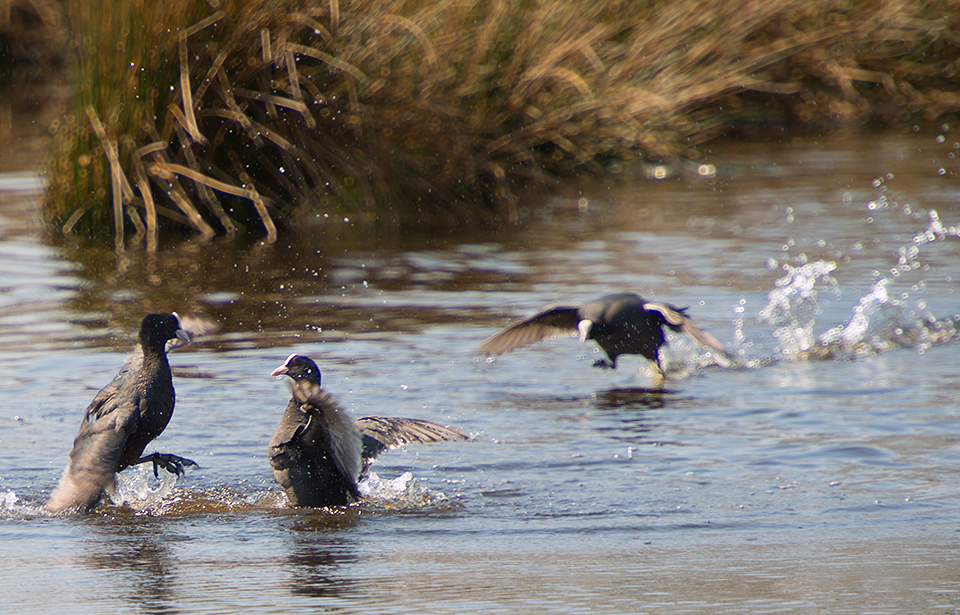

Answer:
[269,354,469,508]
[479,292,729,377]
[269,381,364,507]
[46,313,194,514]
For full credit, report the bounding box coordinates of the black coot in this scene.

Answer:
[479,292,729,376]
[46,313,195,513]
[269,354,469,508]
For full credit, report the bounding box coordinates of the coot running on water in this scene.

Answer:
[269,354,469,508]
[46,313,195,514]
[479,292,730,378]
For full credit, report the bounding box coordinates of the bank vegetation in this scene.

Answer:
[5,0,958,249]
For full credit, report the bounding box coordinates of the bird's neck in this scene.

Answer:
[140,340,170,373]
[291,380,322,404]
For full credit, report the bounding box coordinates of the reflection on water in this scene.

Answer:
[78,517,181,615]
[284,515,362,601]
[3,130,960,613]
[591,387,690,410]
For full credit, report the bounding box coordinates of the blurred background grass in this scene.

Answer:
[3,0,959,248]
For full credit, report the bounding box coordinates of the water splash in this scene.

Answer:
[819,279,894,352]
[911,209,960,248]
[357,471,451,509]
[111,464,183,511]
[747,207,960,364]
[758,259,840,359]
[0,489,48,519]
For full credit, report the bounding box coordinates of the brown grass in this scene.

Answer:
[40,0,960,249]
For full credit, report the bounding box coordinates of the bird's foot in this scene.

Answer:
[649,370,666,388]
[591,359,615,369]
[649,362,666,388]
[135,453,199,478]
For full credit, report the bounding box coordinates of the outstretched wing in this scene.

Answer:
[478,305,581,356]
[355,416,469,463]
[643,301,730,360]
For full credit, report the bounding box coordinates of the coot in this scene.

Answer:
[46,313,195,513]
[479,292,729,376]
[269,354,469,508]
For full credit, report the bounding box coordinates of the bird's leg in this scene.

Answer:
[650,353,666,387]
[133,452,199,478]
[590,352,617,369]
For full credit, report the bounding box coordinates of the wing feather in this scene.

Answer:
[478,306,581,356]
[644,301,730,358]
[355,416,469,461]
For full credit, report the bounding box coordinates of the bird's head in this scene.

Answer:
[140,312,190,349]
[578,319,594,343]
[271,354,322,387]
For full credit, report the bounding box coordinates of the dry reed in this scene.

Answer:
[40,0,960,249]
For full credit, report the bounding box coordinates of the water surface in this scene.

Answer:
[2,128,960,614]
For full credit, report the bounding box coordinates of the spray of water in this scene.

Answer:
[357,471,452,509]
[744,205,960,365]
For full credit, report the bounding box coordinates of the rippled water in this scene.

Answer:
[2,129,960,614]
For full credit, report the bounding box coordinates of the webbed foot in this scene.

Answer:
[135,452,199,478]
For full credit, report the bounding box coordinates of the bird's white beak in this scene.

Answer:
[172,312,191,344]
[271,353,298,378]
[578,319,592,343]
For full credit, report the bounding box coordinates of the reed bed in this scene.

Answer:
[40,0,960,249]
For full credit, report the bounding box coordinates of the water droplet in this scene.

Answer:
[938,168,947,175]
[936,135,946,143]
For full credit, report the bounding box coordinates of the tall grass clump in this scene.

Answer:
[44,0,960,249]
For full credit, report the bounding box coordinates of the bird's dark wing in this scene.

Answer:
[355,416,470,461]
[79,354,141,423]
[643,302,730,359]
[478,306,582,356]
[267,401,312,499]
[268,400,311,462]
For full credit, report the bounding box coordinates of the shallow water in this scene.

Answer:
[3,127,960,614]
